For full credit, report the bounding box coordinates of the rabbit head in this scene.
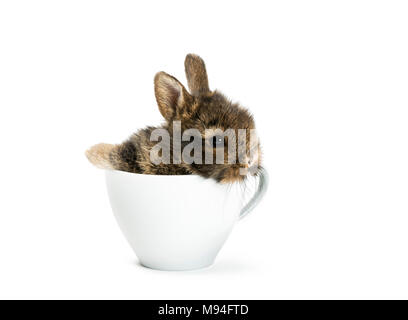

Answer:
[153,54,261,183]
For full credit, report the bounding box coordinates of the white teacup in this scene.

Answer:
[105,168,268,271]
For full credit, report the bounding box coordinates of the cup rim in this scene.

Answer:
[105,168,203,179]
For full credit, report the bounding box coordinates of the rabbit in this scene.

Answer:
[86,54,261,183]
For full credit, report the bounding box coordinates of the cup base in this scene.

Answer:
[139,260,214,271]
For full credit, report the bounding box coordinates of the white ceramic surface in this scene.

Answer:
[105,168,268,271]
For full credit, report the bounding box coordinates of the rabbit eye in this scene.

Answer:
[212,135,224,148]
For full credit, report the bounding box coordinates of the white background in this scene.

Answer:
[0,0,407,299]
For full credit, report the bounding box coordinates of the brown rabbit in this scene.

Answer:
[86,54,261,183]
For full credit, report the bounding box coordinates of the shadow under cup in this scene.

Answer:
[105,168,268,271]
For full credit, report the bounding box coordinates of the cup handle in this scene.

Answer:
[239,167,269,220]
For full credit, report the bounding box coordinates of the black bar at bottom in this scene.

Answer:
[0,300,406,318]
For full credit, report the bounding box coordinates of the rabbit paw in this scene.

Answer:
[85,143,115,169]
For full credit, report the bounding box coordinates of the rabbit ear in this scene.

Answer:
[184,54,210,96]
[154,72,192,120]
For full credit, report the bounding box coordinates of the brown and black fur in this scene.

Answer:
[86,54,261,183]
